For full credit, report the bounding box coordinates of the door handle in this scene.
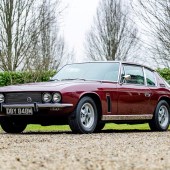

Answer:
[145,92,151,97]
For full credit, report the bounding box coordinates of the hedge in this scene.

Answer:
[0,70,56,87]
[0,68,168,87]
[157,68,170,80]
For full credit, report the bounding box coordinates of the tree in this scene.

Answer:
[0,0,35,71]
[85,0,138,61]
[24,0,72,71]
[0,0,72,71]
[134,0,170,67]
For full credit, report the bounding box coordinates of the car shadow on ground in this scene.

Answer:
[17,129,169,135]
[0,129,169,135]
[101,129,170,133]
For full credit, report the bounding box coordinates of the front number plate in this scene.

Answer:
[6,108,33,115]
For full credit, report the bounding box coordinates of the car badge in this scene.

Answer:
[27,97,32,103]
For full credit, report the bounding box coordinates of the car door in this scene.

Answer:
[117,64,152,115]
[144,68,159,114]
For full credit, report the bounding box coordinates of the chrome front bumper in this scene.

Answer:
[0,103,73,112]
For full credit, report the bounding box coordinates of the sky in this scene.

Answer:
[60,0,159,68]
[62,0,100,62]
[61,0,149,64]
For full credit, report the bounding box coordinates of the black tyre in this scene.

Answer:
[1,118,27,133]
[149,100,170,131]
[94,122,105,133]
[69,97,98,134]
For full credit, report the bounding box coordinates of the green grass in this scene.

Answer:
[104,123,150,130]
[25,124,71,132]
[24,123,151,132]
[0,123,169,132]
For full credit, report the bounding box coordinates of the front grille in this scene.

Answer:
[5,92,42,104]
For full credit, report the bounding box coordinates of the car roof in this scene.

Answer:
[67,61,155,72]
[121,61,155,71]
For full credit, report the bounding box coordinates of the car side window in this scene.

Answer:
[145,68,156,86]
[122,65,145,85]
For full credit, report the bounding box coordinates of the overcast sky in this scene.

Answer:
[62,0,100,62]
[60,0,158,68]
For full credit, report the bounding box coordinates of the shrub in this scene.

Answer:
[0,70,56,87]
[157,68,170,80]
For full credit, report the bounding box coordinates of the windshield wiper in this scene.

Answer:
[60,78,86,81]
[49,79,59,81]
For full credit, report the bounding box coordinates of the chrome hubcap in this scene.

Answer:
[158,105,169,128]
[80,103,94,129]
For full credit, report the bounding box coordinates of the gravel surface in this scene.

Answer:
[0,129,169,170]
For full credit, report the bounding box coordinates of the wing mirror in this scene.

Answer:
[123,75,131,80]
[120,75,131,84]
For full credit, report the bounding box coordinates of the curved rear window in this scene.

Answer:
[145,69,156,86]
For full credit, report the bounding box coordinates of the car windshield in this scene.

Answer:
[51,62,120,82]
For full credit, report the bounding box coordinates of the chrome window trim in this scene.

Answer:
[117,61,122,83]
[143,66,147,86]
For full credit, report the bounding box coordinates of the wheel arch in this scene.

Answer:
[79,93,102,121]
[158,96,170,108]
[149,97,170,131]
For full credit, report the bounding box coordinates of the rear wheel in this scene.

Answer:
[1,118,27,133]
[149,100,170,131]
[69,97,98,134]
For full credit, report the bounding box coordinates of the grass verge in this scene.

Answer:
[24,123,151,132]
[1,123,169,132]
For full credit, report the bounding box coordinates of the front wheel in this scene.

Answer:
[69,97,98,134]
[149,100,170,131]
[1,118,27,133]
[94,122,105,133]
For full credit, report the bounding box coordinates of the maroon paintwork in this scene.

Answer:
[0,61,170,126]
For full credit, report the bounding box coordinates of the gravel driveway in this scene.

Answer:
[0,129,169,170]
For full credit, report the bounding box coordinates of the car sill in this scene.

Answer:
[102,114,153,121]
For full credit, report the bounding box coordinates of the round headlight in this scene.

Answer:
[42,93,52,103]
[0,94,4,103]
[52,93,61,103]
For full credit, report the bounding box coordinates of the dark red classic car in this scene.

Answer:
[0,61,169,133]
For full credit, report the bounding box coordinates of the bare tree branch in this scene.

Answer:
[0,0,35,71]
[134,0,170,67]
[85,0,138,61]
[0,0,73,71]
